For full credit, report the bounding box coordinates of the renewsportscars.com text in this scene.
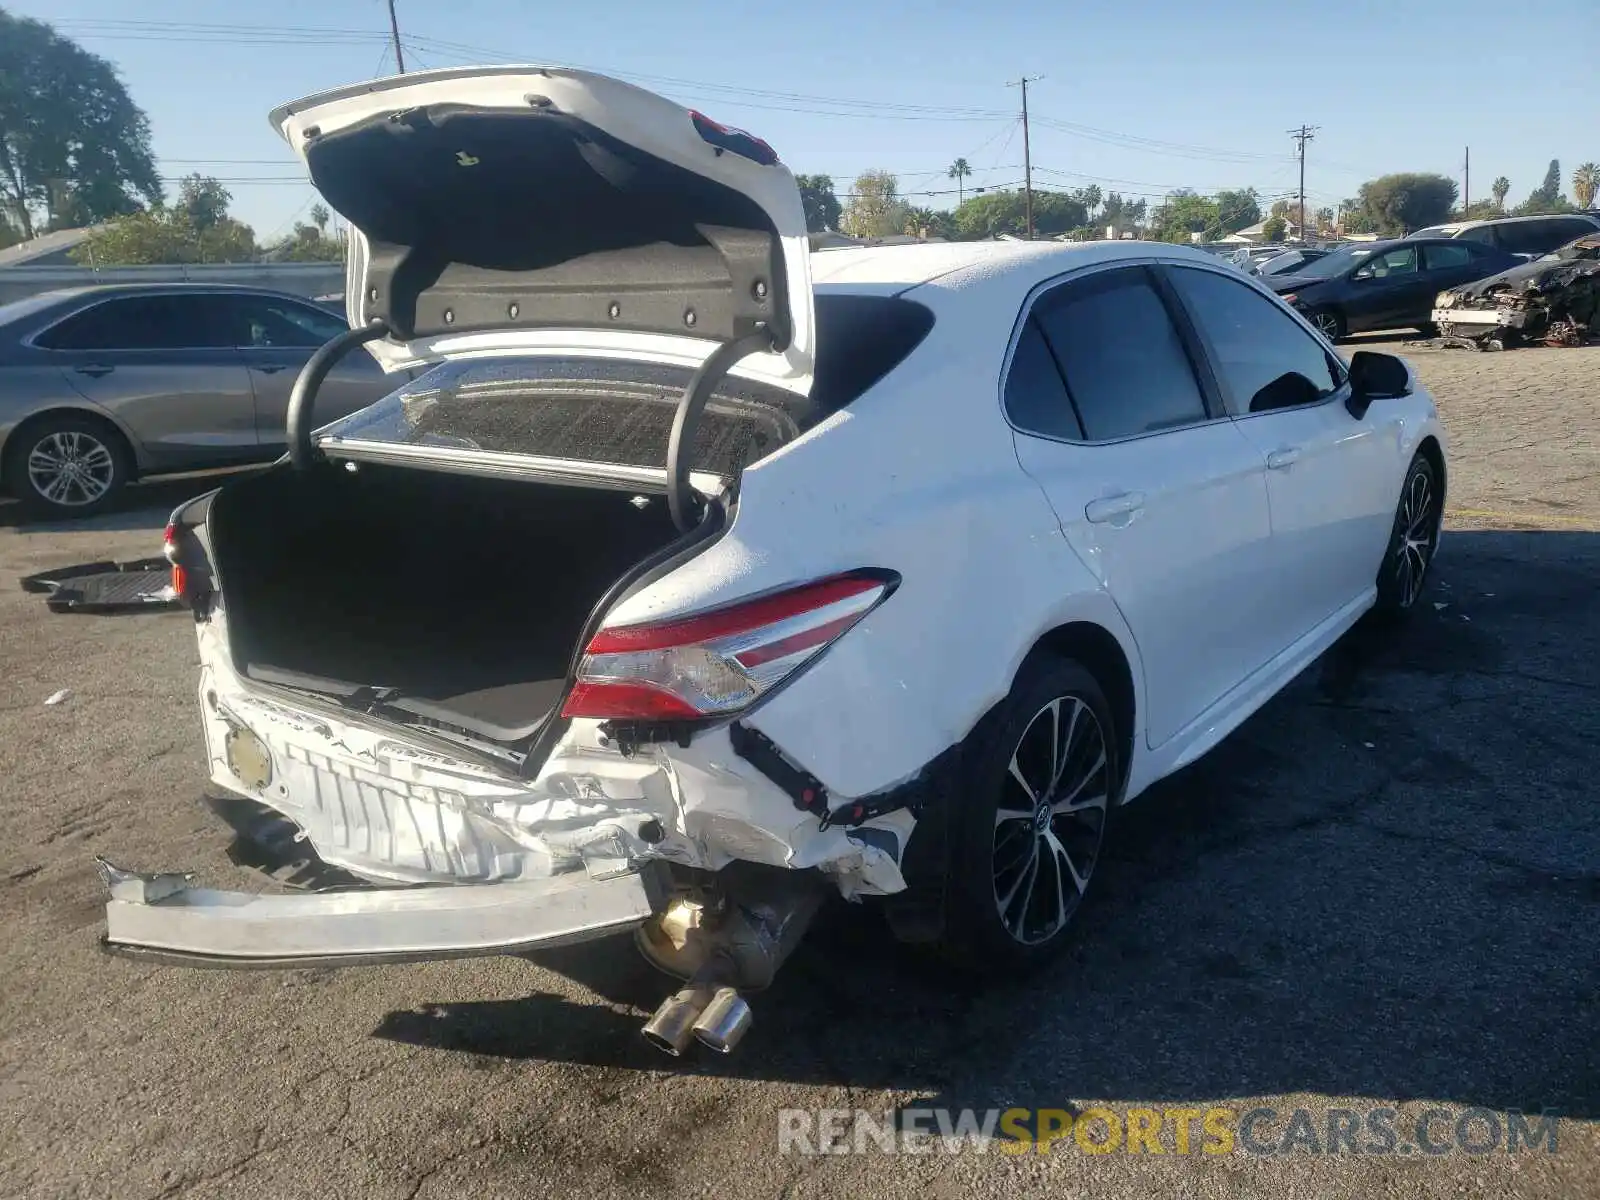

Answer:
[777,1105,1562,1157]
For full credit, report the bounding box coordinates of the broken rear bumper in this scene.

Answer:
[97,856,663,968]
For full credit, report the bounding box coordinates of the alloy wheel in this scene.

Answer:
[26,431,116,508]
[991,696,1110,946]
[1313,310,1342,339]
[1393,465,1439,608]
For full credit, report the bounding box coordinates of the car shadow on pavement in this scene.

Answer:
[368,530,1599,1118]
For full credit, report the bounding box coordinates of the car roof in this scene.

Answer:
[809,239,1188,298]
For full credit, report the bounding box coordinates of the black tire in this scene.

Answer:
[1373,454,1442,619]
[1308,307,1346,341]
[933,655,1121,974]
[3,413,131,518]
[1417,321,1441,338]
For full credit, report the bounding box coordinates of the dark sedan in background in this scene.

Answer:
[0,284,393,517]
[1263,237,1522,340]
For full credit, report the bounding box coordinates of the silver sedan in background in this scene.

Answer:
[0,284,392,517]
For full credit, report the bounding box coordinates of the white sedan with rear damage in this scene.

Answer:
[98,66,1447,1057]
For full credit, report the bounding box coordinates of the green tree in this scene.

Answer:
[1573,163,1599,210]
[946,158,971,206]
[1212,188,1261,238]
[841,170,908,239]
[71,174,257,264]
[1491,176,1511,211]
[948,189,1086,240]
[1070,184,1103,222]
[794,174,842,233]
[264,221,344,262]
[309,202,331,233]
[1152,189,1219,243]
[901,206,950,239]
[1353,173,1459,235]
[1314,206,1335,233]
[1261,215,1287,243]
[1514,160,1574,214]
[0,10,161,238]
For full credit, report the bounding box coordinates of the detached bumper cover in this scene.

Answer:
[98,856,659,967]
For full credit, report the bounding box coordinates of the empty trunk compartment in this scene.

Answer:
[208,462,693,743]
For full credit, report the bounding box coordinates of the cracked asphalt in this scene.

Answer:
[1,340,1596,1199]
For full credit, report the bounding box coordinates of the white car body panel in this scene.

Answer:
[101,70,1449,966]
[270,66,816,389]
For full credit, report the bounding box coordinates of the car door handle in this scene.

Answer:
[1084,492,1145,525]
[74,364,114,378]
[1266,447,1302,470]
[252,364,288,374]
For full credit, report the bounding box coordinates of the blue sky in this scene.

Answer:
[17,0,1597,239]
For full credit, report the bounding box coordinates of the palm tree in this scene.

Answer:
[309,203,331,234]
[1491,176,1511,211]
[947,158,972,207]
[1574,164,1599,211]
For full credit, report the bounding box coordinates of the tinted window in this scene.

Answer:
[810,294,935,415]
[1004,317,1082,439]
[1423,242,1474,269]
[35,295,226,350]
[1167,267,1343,416]
[218,295,347,348]
[1031,267,1208,441]
[1356,246,1418,277]
[1459,225,1499,246]
[1497,221,1555,255]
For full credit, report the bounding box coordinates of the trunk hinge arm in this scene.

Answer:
[287,319,393,471]
[666,327,777,532]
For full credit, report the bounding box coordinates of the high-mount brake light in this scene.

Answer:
[561,573,893,722]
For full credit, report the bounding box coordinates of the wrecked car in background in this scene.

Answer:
[94,66,1448,1059]
[1432,234,1600,349]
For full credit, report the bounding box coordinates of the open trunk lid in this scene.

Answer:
[270,67,814,386]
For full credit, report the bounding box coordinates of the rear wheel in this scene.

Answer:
[935,656,1119,973]
[3,413,130,518]
[1308,307,1346,341]
[1373,454,1442,618]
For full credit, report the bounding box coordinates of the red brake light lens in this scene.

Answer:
[163,523,186,597]
[561,573,893,722]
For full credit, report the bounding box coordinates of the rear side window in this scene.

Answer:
[1459,225,1499,246]
[1497,218,1595,256]
[1423,242,1474,269]
[1029,267,1209,441]
[809,294,934,415]
[35,295,226,351]
[1004,318,1082,440]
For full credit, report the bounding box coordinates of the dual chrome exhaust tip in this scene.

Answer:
[641,983,754,1056]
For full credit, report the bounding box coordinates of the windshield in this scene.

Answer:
[1290,244,1383,279]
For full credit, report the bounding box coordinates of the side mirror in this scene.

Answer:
[1345,351,1411,418]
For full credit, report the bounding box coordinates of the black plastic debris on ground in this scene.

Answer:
[19,557,180,613]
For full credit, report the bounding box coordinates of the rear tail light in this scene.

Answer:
[561,572,895,722]
[162,523,187,598]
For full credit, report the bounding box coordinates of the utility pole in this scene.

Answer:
[1288,124,1317,239]
[1008,75,1042,239]
[1464,146,1470,212]
[387,0,407,73]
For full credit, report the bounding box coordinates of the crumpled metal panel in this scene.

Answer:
[196,615,912,899]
